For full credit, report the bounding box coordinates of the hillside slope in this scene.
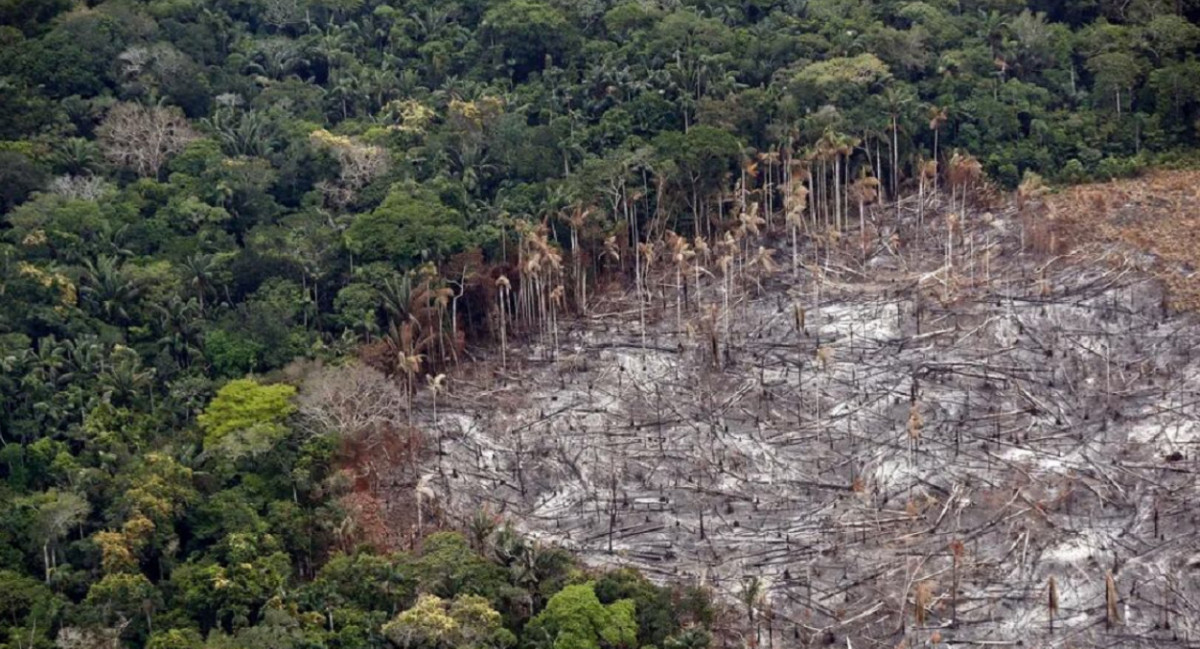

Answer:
[405,175,1200,647]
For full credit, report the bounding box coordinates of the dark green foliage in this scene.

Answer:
[0,151,46,213]
[345,184,470,266]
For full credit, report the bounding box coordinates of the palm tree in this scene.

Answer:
[80,256,142,325]
[379,273,420,340]
[814,133,838,231]
[748,246,778,293]
[427,373,447,466]
[832,133,861,232]
[785,165,810,275]
[739,576,770,647]
[397,350,425,418]
[636,241,656,351]
[496,276,511,370]
[947,150,983,220]
[549,285,565,359]
[203,108,277,157]
[881,86,916,213]
[917,157,937,232]
[100,346,156,408]
[928,106,948,193]
[562,205,591,314]
[154,297,203,369]
[666,232,694,331]
[414,474,435,540]
[247,36,310,80]
[849,174,881,256]
[180,254,217,315]
[51,138,102,176]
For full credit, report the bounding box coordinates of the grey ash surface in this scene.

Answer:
[414,212,1200,648]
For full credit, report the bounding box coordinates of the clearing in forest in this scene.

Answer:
[383,171,1200,647]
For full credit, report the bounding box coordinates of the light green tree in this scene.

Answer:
[197,378,297,459]
[382,593,514,649]
[522,583,637,649]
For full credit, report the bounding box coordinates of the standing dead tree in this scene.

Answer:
[97,102,198,178]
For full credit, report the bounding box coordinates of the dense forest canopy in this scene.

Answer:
[2,0,1200,648]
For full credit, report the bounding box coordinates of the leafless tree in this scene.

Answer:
[97,102,198,178]
[257,0,307,29]
[297,363,407,438]
[309,129,390,208]
[49,175,111,201]
[55,624,125,649]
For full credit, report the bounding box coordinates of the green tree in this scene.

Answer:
[652,127,741,236]
[197,378,297,459]
[15,489,89,583]
[382,594,514,649]
[0,151,46,213]
[0,570,65,648]
[84,572,160,633]
[481,0,576,79]
[345,183,469,267]
[415,533,509,602]
[522,583,637,649]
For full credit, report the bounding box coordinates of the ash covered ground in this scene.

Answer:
[409,202,1200,648]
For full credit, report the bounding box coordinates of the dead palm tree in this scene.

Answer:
[738,201,765,239]
[430,283,454,365]
[601,234,620,272]
[563,205,592,313]
[397,349,424,422]
[947,150,982,220]
[549,285,565,358]
[945,212,959,270]
[415,474,436,540]
[849,174,881,256]
[692,236,710,310]
[918,157,938,232]
[521,225,563,343]
[427,373,446,428]
[717,250,735,343]
[748,246,778,293]
[786,166,810,276]
[1016,170,1049,212]
[636,241,656,350]
[929,106,948,193]
[666,232,694,332]
[496,275,511,370]
[738,156,758,217]
[1047,575,1059,632]
[758,149,781,225]
[814,132,839,231]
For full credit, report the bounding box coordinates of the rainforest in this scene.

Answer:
[3,0,1200,648]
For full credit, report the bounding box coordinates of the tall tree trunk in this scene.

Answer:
[932,129,940,195]
[834,156,842,232]
[892,115,900,220]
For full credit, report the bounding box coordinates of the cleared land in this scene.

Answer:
[391,172,1200,648]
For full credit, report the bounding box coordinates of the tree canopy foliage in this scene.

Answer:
[2,0,1199,646]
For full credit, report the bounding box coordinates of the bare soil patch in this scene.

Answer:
[392,175,1200,647]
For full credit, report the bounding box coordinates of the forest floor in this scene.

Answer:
[393,171,1200,648]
